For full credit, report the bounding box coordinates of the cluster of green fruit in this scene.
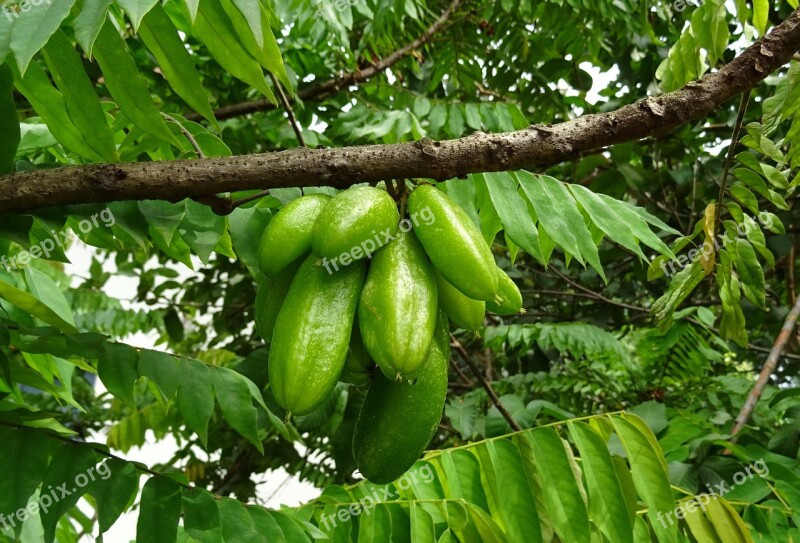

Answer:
[255,184,523,483]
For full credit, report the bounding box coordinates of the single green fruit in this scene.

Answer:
[268,254,366,416]
[340,320,374,388]
[254,257,304,342]
[257,194,331,277]
[408,185,497,301]
[486,267,524,315]
[312,186,400,267]
[434,269,484,330]
[358,230,438,381]
[353,310,450,484]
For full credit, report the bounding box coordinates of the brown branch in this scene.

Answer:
[547,268,648,313]
[193,0,465,122]
[730,294,800,436]
[2,8,800,213]
[451,335,523,432]
[714,90,750,237]
[269,73,305,147]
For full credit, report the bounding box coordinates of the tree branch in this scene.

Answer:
[730,294,800,437]
[451,335,523,432]
[2,8,800,213]
[192,0,465,122]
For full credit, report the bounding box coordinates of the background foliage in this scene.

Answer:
[0,0,799,541]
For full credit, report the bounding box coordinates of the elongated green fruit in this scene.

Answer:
[254,257,303,343]
[486,267,524,315]
[353,310,450,484]
[434,269,485,330]
[312,186,400,265]
[340,321,374,388]
[257,194,331,276]
[269,254,366,416]
[408,185,497,301]
[358,230,438,381]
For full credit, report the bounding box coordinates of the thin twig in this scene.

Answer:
[451,335,522,431]
[714,90,750,237]
[193,0,466,121]
[730,294,800,437]
[547,268,648,313]
[228,189,271,210]
[269,73,306,147]
[163,113,206,158]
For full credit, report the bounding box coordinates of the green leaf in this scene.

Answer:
[690,0,729,65]
[98,342,140,407]
[218,497,263,542]
[139,5,216,126]
[138,349,180,404]
[481,172,544,263]
[0,273,78,333]
[23,267,75,327]
[211,367,264,453]
[704,498,754,543]
[182,488,223,543]
[481,440,543,542]
[228,205,273,273]
[178,200,225,263]
[39,442,99,543]
[93,20,180,146]
[518,172,605,280]
[136,476,182,543]
[115,0,159,31]
[248,508,287,540]
[753,0,769,34]
[568,421,634,543]
[683,503,723,543]
[177,359,214,447]
[717,250,748,346]
[228,0,263,47]
[730,185,759,214]
[41,30,117,162]
[138,200,187,246]
[8,0,76,75]
[0,63,19,174]
[733,239,766,309]
[89,458,140,533]
[570,184,673,260]
[524,427,590,543]
[610,416,679,543]
[10,60,105,161]
[0,428,53,530]
[73,0,112,56]
[185,0,199,21]
[191,0,276,103]
[0,14,11,65]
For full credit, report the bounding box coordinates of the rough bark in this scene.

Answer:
[1,9,800,213]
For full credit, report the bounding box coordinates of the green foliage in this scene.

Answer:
[0,0,798,540]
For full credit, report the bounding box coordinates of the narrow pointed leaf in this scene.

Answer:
[9,0,76,74]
